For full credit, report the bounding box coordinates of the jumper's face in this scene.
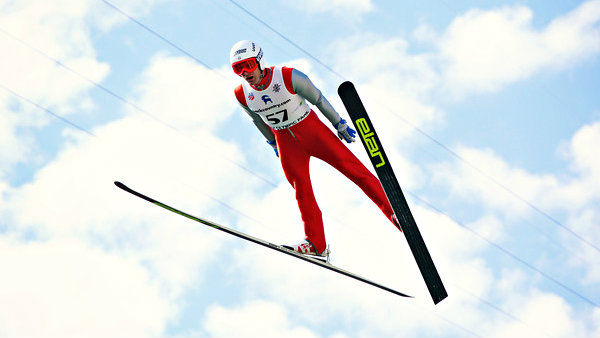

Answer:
[232,58,262,86]
[242,67,262,86]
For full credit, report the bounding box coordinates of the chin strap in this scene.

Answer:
[255,68,270,89]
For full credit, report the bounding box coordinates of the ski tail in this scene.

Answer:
[338,81,448,305]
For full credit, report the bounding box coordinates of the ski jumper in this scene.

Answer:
[235,66,395,253]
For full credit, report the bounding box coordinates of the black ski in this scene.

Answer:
[338,81,448,305]
[114,181,412,299]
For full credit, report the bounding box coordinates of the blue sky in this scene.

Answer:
[1,0,599,337]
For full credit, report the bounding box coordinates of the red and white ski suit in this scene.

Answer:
[235,66,395,253]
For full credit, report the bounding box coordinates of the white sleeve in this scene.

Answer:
[291,69,342,126]
[240,103,275,142]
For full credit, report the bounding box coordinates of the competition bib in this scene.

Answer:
[242,67,310,130]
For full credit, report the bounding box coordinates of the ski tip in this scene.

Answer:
[337,81,355,94]
[114,181,126,189]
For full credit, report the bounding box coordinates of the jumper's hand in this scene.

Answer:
[335,119,356,143]
[267,139,279,157]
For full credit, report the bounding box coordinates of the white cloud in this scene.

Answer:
[5,52,248,277]
[0,0,179,174]
[0,117,229,334]
[0,237,171,337]
[431,146,562,216]
[202,300,322,338]
[466,214,505,244]
[0,0,105,172]
[88,0,173,32]
[0,0,111,108]
[131,54,238,132]
[593,308,600,337]
[328,34,444,166]
[566,206,600,285]
[496,287,585,337]
[429,120,600,292]
[438,1,600,98]
[333,35,439,101]
[563,123,600,284]
[0,110,34,175]
[324,1,600,152]
[412,24,438,44]
[285,0,373,16]
[567,121,600,191]
[430,121,600,216]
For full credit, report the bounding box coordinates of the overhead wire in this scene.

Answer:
[99,0,218,76]
[0,83,95,137]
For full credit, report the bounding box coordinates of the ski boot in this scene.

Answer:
[282,240,330,263]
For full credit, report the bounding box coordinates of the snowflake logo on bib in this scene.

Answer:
[273,83,281,93]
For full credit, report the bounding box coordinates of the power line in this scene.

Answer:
[99,0,231,81]
[0,83,95,137]
[99,0,215,72]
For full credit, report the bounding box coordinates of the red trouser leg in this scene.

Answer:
[275,112,395,253]
[308,119,395,223]
[275,121,325,252]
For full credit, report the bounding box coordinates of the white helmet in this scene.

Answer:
[229,40,265,71]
